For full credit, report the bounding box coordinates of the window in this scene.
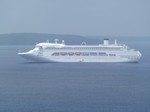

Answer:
[75,52,81,56]
[90,52,97,56]
[68,52,74,56]
[60,52,67,56]
[109,54,116,56]
[82,52,89,56]
[52,52,59,56]
[99,52,108,56]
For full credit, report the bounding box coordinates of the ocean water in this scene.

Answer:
[0,41,150,112]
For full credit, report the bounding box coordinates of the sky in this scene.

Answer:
[0,0,150,37]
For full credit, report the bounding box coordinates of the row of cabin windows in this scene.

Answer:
[45,47,122,50]
[51,52,116,56]
[120,55,138,59]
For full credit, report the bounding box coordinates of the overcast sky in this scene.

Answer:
[0,0,150,36]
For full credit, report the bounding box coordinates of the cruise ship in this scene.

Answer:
[18,39,142,62]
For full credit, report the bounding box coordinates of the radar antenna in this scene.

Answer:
[81,42,87,45]
[46,40,49,43]
[114,40,117,45]
[62,40,65,45]
[54,39,59,43]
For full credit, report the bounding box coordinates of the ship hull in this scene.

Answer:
[18,53,141,63]
[18,39,142,63]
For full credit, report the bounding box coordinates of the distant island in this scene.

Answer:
[0,33,149,45]
[0,33,98,45]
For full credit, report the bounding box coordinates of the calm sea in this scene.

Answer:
[0,41,150,112]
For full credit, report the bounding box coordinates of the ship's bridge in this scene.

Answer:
[36,39,66,48]
[36,42,65,48]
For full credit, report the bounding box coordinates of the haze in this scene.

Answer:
[0,0,150,37]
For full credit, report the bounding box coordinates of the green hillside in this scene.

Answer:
[0,33,100,45]
[0,33,149,45]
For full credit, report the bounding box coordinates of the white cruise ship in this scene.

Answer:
[18,39,142,62]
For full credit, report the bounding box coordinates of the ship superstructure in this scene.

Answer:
[18,39,142,62]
